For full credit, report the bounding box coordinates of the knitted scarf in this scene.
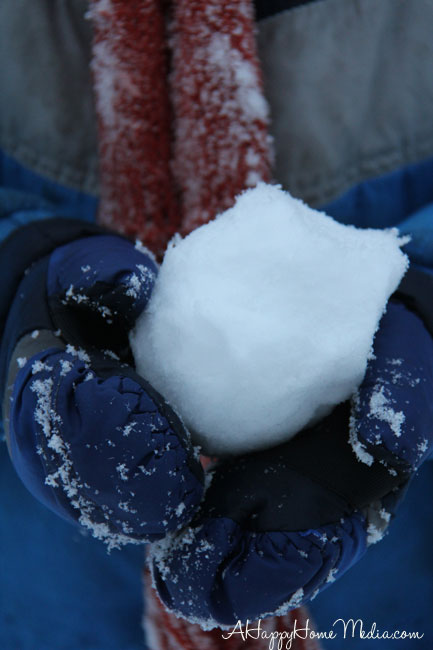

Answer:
[143,570,323,650]
[89,1,322,648]
[90,0,272,256]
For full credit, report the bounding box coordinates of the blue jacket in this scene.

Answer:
[2,160,433,635]
[1,0,433,647]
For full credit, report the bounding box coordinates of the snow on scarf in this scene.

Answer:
[89,1,322,648]
[90,0,272,255]
[143,570,323,650]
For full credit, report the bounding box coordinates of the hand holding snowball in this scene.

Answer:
[131,184,408,455]
[149,295,433,626]
[129,185,433,627]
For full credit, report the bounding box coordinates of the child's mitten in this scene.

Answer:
[0,219,204,548]
[148,272,433,627]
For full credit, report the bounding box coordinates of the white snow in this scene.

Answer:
[348,426,374,467]
[131,184,408,455]
[116,463,129,482]
[60,360,73,377]
[379,508,391,523]
[264,587,304,617]
[31,360,53,375]
[326,567,338,584]
[48,434,65,454]
[121,423,135,437]
[65,345,91,364]
[368,384,405,437]
[175,502,186,517]
[417,439,428,454]
[91,35,141,131]
[207,33,269,124]
[366,522,385,545]
[30,377,59,438]
[125,264,157,299]
[65,284,89,304]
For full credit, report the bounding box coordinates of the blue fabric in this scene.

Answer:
[0,185,95,241]
[152,303,433,626]
[151,157,433,626]
[1,151,433,646]
[0,442,146,650]
[309,461,433,648]
[0,155,150,649]
[152,513,367,626]
[323,156,433,231]
[2,225,203,541]
[399,201,433,267]
[0,149,98,226]
[9,346,203,539]
[47,234,157,314]
[354,301,433,468]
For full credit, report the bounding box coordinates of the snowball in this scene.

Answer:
[130,184,408,455]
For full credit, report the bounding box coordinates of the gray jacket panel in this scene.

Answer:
[1,0,432,204]
[258,0,433,205]
[0,0,98,195]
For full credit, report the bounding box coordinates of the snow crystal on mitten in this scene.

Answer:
[130,184,408,455]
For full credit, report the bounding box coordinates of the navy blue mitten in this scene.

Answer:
[149,274,433,627]
[0,219,204,549]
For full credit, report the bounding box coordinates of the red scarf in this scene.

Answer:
[143,570,322,650]
[90,0,272,256]
[90,1,321,648]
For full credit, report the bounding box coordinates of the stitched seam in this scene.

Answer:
[286,136,433,206]
[0,135,99,196]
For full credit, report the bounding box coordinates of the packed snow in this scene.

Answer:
[131,184,408,455]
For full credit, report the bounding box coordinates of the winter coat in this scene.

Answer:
[1,0,433,648]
